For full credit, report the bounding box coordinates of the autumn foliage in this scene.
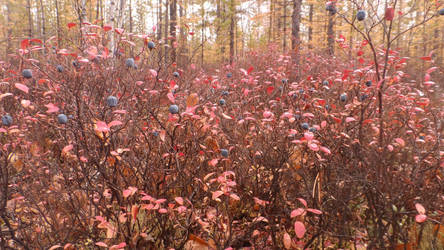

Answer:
[1,6,444,250]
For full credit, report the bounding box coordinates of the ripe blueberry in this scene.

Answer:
[56,65,64,73]
[57,114,68,124]
[221,149,229,157]
[1,115,12,126]
[366,80,372,87]
[22,69,33,79]
[106,96,118,107]
[169,104,179,114]
[357,10,366,21]
[125,58,135,68]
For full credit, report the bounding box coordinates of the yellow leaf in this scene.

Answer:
[186,93,199,107]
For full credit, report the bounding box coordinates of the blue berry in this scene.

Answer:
[1,115,12,126]
[125,58,135,68]
[323,80,329,86]
[219,99,226,105]
[169,104,179,114]
[221,149,229,157]
[309,127,317,133]
[57,114,68,124]
[360,94,368,101]
[56,65,64,73]
[301,122,309,130]
[148,41,155,49]
[22,69,33,79]
[226,73,232,78]
[366,81,372,87]
[106,96,118,107]
[222,91,229,96]
[357,10,366,21]
[340,93,347,102]
[173,71,180,77]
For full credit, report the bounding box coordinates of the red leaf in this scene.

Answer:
[67,22,76,28]
[21,39,29,49]
[212,190,224,200]
[420,56,432,61]
[385,7,395,21]
[304,132,314,141]
[115,28,124,35]
[103,25,112,32]
[167,92,175,103]
[266,86,274,95]
[209,158,219,167]
[308,143,319,151]
[149,69,158,77]
[415,203,426,214]
[131,205,139,221]
[123,186,138,198]
[394,138,405,147]
[415,214,427,223]
[95,121,110,133]
[306,208,322,215]
[170,80,176,89]
[297,198,307,207]
[95,242,108,248]
[294,221,306,238]
[62,144,73,154]
[247,66,254,74]
[15,83,29,93]
[175,197,184,205]
[283,232,292,249]
[30,39,42,44]
[291,208,305,218]
[108,120,123,128]
[45,103,59,113]
[320,146,331,154]
[426,67,438,74]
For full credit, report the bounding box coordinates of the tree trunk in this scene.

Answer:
[178,2,187,67]
[268,0,274,43]
[39,0,46,43]
[158,0,162,40]
[201,1,205,65]
[27,0,33,38]
[55,0,61,45]
[327,11,335,55]
[116,0,126,29]
[169,0,177,62]
[129,0,133,33]
[308,3,313,48]
[291,0,301,55]
[5,0,12,56]
[229,0,235,64]
[107,1,117,53]
[96,0,100,21]
[283,0,287,52]
[216,0,222,56]
[164,0,169,64]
